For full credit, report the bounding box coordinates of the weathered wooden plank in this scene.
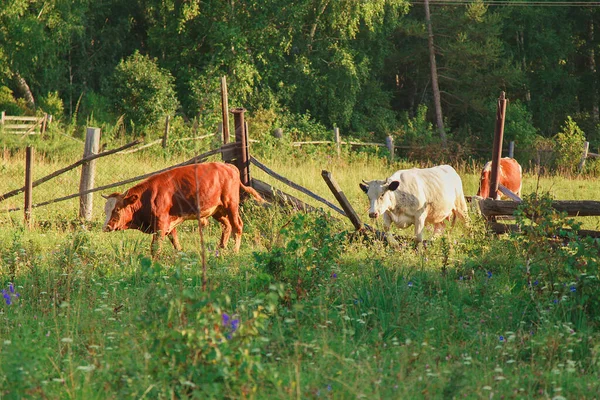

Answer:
[478,199,600,218]
[498,184,522,202]
[321,170,363,230]
[252,178,321,214]
[250,157,346,217]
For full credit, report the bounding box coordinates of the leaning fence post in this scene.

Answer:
[579,141,590,172]
[334,127,341,157]
[489,91,508,199]
[79,127,101,221]
[508,141,515,158]
[386,135,395,162]
[221,77,230,145]
[162,115,170,148]
[24,146,33,228]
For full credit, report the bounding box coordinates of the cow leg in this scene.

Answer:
[383,213,399,248]
[151,230,166,258]
[230,211,244,253]
[212,210,233,250]
[168,228,182,251]
[414,213,427,243]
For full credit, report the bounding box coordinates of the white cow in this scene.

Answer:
[359,165,468,245]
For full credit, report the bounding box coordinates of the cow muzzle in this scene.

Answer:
[103,225,115,232]
[369,212,379,219]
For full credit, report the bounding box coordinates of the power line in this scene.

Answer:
[411,1,600,6]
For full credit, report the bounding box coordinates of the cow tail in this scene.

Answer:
[240,183,267,203]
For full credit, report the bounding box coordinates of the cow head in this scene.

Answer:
[476,161,492,198]
[102,192,139,232]
[360,179,400,219]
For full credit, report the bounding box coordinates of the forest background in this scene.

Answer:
[1,0,599,167]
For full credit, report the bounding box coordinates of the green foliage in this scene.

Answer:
[554,116,586,173]
[0,86,25,115]
[253,213,345,301]
[139,261,275,397]
[106,51,179,132]
[38,91,64,120]
[513,192,600,325]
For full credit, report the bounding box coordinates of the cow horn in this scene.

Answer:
[361,179,368,184]
[101,194,109,199]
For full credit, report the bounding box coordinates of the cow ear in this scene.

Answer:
[387,181,400,191]
[359,182,369,193]
[123,193,139,206]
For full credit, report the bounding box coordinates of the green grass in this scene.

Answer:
[1,144,599,398]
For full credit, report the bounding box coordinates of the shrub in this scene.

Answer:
[553,116,586,174]
[252,213,345,302]
[106,51,179,133]
[512,192,600,326]
[38,91,64,120]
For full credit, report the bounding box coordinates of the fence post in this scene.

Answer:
[79,127,101,221]
[489,92,508,199]
[1,111,5,126]
[579,141,590,172]
[24,146,33,228]
[386,135,395,162]
[508,141,515,158]
[334,127,341,157]
[231,108,249,185]
[162,115,170,148]
[221,77,230,145]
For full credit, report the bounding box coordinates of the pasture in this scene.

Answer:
[1,143,600,398]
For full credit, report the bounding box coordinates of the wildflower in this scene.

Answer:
[327,384,332,391]
[408,282,413,287]
[9,283,14,293]
[331,273,337,279]
[487,271,492,279]
[553,299,559,304]
[459,276,464,281]
[570,286,576,293]
[222,312,240,339]
[499,336,504,342]
[2,290,11,306]
[534,280,539,286]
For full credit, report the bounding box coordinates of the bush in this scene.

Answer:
[511,192,600,326]
[553,116,586,174]
[106,51,179,133]
[252,213,345,302]
[38,91,64,120]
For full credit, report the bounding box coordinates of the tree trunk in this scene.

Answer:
[424,0,446,146]
[13,72,35,111]
[590,16,599,123]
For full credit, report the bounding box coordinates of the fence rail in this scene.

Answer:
[1,111,49,135]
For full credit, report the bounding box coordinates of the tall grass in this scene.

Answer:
[1,139,599,398]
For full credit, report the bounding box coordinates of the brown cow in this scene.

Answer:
[103,162,265,256]
[476,157,522,200]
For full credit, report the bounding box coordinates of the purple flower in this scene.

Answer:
[533,280,539,286]
[331,273,337,279]
[327,384,332,391]
[230,319,240,333]
[487,271,492,278]
[408,281,413,287]
[222,312,240,339]
[9,283,14,293]
[499,335,504,342]
[553,299,559,304]
[570,286,576,292]
[3,290,11,306]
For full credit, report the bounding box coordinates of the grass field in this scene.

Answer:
[1,141,599,399]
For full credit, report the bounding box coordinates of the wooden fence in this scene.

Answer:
[1,111,49,135]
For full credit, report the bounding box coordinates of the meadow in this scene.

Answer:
[1,137,600,399]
